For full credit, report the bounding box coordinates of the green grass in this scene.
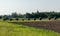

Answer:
[0,22,60,36]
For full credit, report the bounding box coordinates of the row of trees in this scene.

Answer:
[0,10,60,20]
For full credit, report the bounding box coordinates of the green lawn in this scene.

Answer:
[0,22,60,36]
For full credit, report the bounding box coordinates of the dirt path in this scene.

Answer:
[10,20,60,33]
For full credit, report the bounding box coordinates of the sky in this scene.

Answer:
[0,0,60,15]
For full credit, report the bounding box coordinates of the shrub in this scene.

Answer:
[0,16,2,19]
[54,17,57,20]
[10,18,13,21]
[34,18,36,21]
[3,17,9,21]
[22,19,24,21]
[28,18,30,21]
[16,18,19,21]
[48,17,51,20]
[3,18,7,21]
[39,17,42,20]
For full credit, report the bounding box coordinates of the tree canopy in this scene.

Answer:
[1,11,60,19]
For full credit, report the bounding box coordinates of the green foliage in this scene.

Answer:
[3,17,9,21]
[11,12,19,18]
[3,18,7,21]
[10,18,13,21]
[34,18,36,21]
[48,17,51,20]
[16,18,19,21]
[39,17,42,20]
[22,19,24,21]
[54,17,57,20]
[26,13,33,18]
[0,16,2,19]
[1,11,60,20]
[28,18,30,21]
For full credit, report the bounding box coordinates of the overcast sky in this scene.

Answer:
[0,0,60,15]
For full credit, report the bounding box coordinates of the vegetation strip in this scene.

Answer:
[10,20,60,33]
[0,22,60,36]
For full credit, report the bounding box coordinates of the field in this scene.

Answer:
[0,18,60,36]
[11,20,60,33]
[0,21,59,36]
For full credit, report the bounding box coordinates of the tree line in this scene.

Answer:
[0,10,60,20]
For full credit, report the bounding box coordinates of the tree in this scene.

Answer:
[18,14,24,18]
[26,13,33,18]
[11,12,19,18]
[3,17,9,21]
[1,11,60,20]
[0,16,2,19]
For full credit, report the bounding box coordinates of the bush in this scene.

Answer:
[22,19,24,21]
[39,17,42,20]
[28,18,30,21]
[0,16,2,19]
[54,17,57,20]
[3,18,7,21]
[16,18,19,21]
[48,18,51,20]
[34,18,36,21]
[3,17,9,21]
[10,18,13,21]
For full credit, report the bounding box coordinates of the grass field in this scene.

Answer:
[0,21,60,36]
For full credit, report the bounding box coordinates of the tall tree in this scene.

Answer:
[11,12,18,18]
